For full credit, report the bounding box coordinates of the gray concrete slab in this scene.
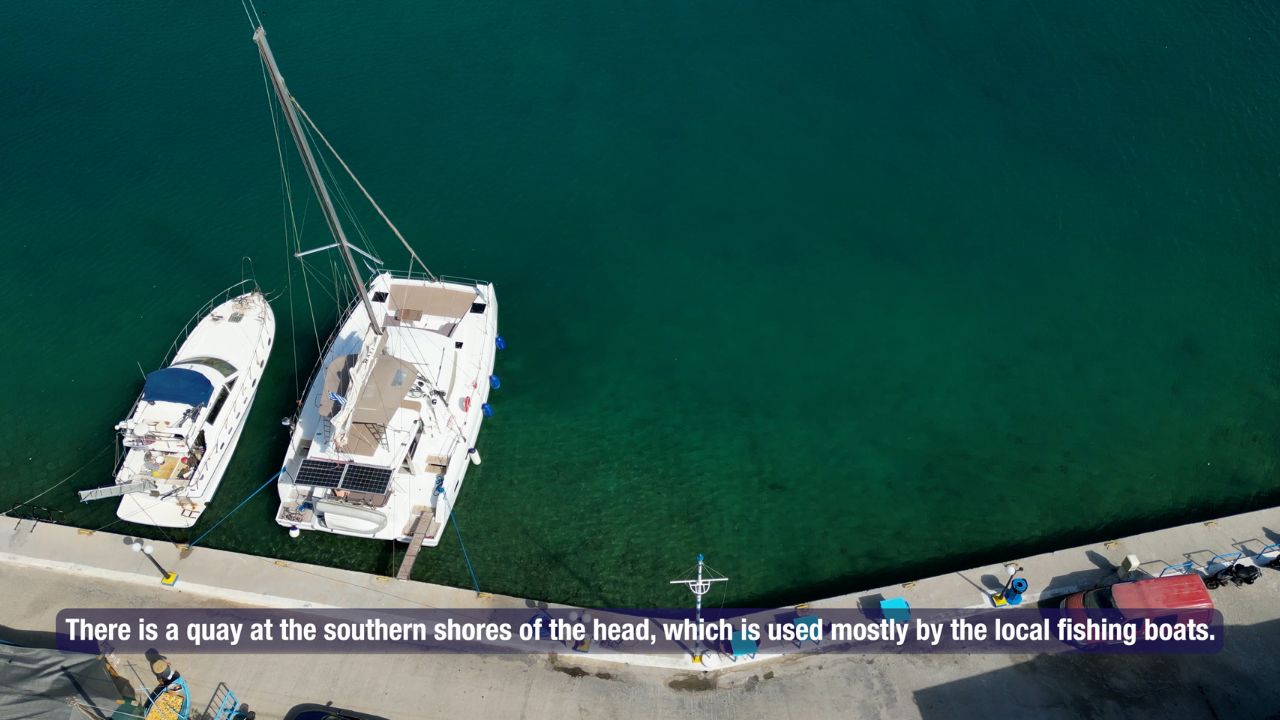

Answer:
[3,506,1280,718]
[3,562,1280,720]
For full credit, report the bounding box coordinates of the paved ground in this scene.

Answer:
[5,562,1280,720]
[3,508,1280,719]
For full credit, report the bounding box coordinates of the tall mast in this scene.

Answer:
[253,27,383,336]
[670,553,728,662]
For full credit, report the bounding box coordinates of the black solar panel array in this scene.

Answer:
[342,464,394,494]
[296,459,343,488]
[296,459,393,495]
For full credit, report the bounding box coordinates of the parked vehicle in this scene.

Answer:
[283,704,388,720]
[1205,563,1261,589]
[1060,573,1214,626]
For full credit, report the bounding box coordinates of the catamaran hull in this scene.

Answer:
[276,273,497,546]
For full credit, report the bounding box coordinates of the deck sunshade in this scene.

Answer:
[142,367,214,406]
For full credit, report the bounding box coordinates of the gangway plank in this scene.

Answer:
[395,510,433,580]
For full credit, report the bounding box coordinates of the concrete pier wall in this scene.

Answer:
[2,504,1278,670]
[3,507,1280,719]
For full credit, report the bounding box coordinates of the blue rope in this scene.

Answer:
[189,469,283,549]
[442,489,481,594]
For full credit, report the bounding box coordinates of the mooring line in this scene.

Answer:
[188,469,283,550]
[440,488,481,594]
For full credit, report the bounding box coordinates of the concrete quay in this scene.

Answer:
[2,505,1280,719]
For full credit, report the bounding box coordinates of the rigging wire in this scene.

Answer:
[257,52,321,376]
[271,102,299,398]
[237,0,256,30]
[294,100,438,281]
[298,117,377,262]
[329,254,347,316]
[291,111,379,326]
[297,258,341,305]
[293,199,324,358]
[283,209,299,400]
[702,562,730,610]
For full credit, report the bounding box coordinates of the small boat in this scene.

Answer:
[79,282,274,528]
[145,676,190,720]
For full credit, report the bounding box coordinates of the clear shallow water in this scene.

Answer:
[3,1,1280,607]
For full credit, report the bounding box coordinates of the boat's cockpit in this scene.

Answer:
[118,358,239,462]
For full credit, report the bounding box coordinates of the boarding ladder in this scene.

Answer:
[77,480,157,503]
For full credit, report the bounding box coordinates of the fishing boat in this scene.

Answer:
[250,26,499,546]
[145,676,189,720]
[78,282,274,528]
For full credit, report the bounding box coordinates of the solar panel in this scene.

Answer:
[340,464,394,494]
[296,459,394,494]
[296,459,343,488]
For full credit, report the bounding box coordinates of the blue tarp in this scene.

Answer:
[729,631,757,659]
[142,368,213,406]
[880,597,911,622]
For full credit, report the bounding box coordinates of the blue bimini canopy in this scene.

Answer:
[142,367,214,406]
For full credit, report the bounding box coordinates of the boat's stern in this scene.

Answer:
[117,491,201,529]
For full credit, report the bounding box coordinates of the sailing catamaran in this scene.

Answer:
[79,282,275,528]
[252,27,499,546]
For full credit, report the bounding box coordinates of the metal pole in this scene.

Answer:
[133,542,178,586]
[994,563,1021,604]
[670,553,727,664]
[143,552,168,578]
[693,554,704,658]
[253,27,382,336]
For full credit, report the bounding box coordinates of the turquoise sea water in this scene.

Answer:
[3,1,1280,607]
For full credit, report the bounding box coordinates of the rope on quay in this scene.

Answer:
[188,469,283,550]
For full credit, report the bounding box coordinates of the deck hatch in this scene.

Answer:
[296,459,393,494]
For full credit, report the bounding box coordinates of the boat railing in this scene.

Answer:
[288,268,492,424]
[292,291,364,423]
[438,273,492,288]
[157,279,263,369]
[4,503,64,530]
[378,267,492,288]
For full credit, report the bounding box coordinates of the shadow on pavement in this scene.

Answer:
[0,623,60,650]
[283,702,390,720]
[913,618,1280,719]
